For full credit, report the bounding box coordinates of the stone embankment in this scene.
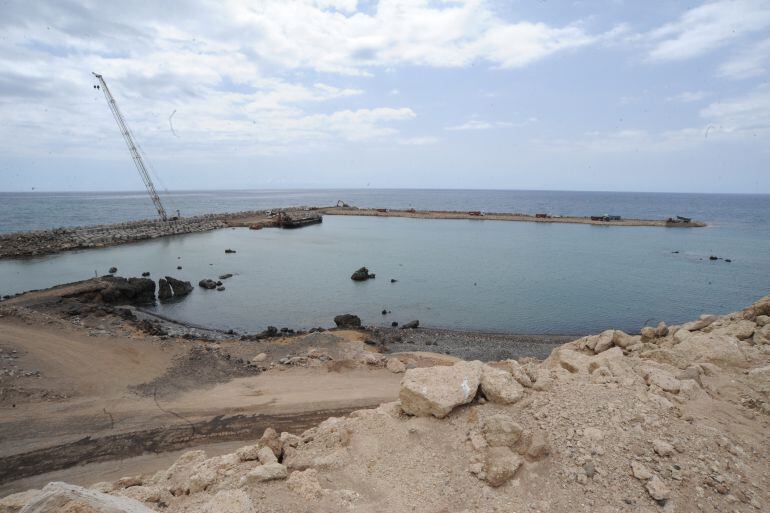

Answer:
[0,208,321,260]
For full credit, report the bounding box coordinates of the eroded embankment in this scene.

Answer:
[0,408,360,485]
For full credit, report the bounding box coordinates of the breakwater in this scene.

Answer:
[0,211,279,260]
[319,207,707,227]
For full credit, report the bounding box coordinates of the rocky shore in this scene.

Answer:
[1,281,768,512]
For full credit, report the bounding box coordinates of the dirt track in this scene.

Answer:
[0,313,401,491]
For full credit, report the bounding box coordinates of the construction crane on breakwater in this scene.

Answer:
[92,72,170,222]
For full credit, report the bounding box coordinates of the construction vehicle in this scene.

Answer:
[92,72,172,222]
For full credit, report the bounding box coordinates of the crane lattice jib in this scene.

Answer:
[92,72,168,222]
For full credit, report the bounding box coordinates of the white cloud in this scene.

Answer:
[699,88,770,133]
[221,0,601,74]
[445,118,535,131]
[647,0,770,61]
[399,136,440,145]
[667,90,710,103]
[719,37,770,78]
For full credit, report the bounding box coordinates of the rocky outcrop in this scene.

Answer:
[165,277,193,297]
[63,276,156,305]
[333,314,361,328]
[158,279,173,301]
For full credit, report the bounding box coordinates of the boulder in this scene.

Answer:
[400,320,420,330]
[756,315,770,327]
[480,365,524,404]
[199,490,255,513]
[165,276,193,296]
[631,461,653,480]
[655,321,669,338]
[672,332,747,366]
[744,294,770,320]
[286,469,324,500]
[643,368,681,393]
[260,427,283,458]
[640,326,656,341]
[612,330,637,349]
[218,273,234,280]
[483,447,523,487]
[593,330,615,353]
[645,475,671,501]
[652,439,675,457]
[109,266,118,274]
[386,358,406,373]
[225,249,236,254]
[198,279,217,289]
[257,446,278,464]
[482,414,523,447]
[242,463,287,482]
[747,365,770,394]
[681,314,718,332]
[14,482,156,513]
[399,360,482,418]
[157,279,172,301]
[334,314,361,328]
[351,267,375,281]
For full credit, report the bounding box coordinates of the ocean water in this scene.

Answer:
[0,190,768,334]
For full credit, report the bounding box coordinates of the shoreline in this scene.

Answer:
[0,205,704,260]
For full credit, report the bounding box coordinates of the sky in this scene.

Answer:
[0,0,769,193]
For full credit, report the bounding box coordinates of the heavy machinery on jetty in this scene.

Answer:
[92,72,172,222]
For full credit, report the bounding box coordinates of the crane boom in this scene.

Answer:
[92,72,169,222]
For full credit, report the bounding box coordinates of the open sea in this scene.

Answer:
[1,189,768,334]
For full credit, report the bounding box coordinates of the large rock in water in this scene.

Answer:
[399,360,482,418]
[334,314,361,328]
[199,279,217,289]
[14,481,156,512]
[158,279,173,301]
[165,276,193,296]
[351,267,375,281]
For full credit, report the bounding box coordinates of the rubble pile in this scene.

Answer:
[2,294,769,513]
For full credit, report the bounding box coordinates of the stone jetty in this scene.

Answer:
[0,208,317,260]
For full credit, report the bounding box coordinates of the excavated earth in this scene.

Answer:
[1,291,770,512]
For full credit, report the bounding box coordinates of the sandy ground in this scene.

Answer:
[319,206,706,227]
[0,310,402,493]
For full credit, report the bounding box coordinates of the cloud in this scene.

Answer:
[220,0,602,74]
[667,90,710,103]
[445,118,536,130]
[719,37,770,78]
[699,88,770,133]
[398,136,440,145]
[647,0,770,61]
[0,0,609,160]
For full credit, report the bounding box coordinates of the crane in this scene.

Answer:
[92,72,170,222]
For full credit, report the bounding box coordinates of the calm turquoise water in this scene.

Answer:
[1,213,768,334]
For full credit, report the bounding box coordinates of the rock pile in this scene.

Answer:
[3,293,770,513]
[350,267,375,281]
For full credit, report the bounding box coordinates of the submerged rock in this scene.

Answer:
[401,320,419,330]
